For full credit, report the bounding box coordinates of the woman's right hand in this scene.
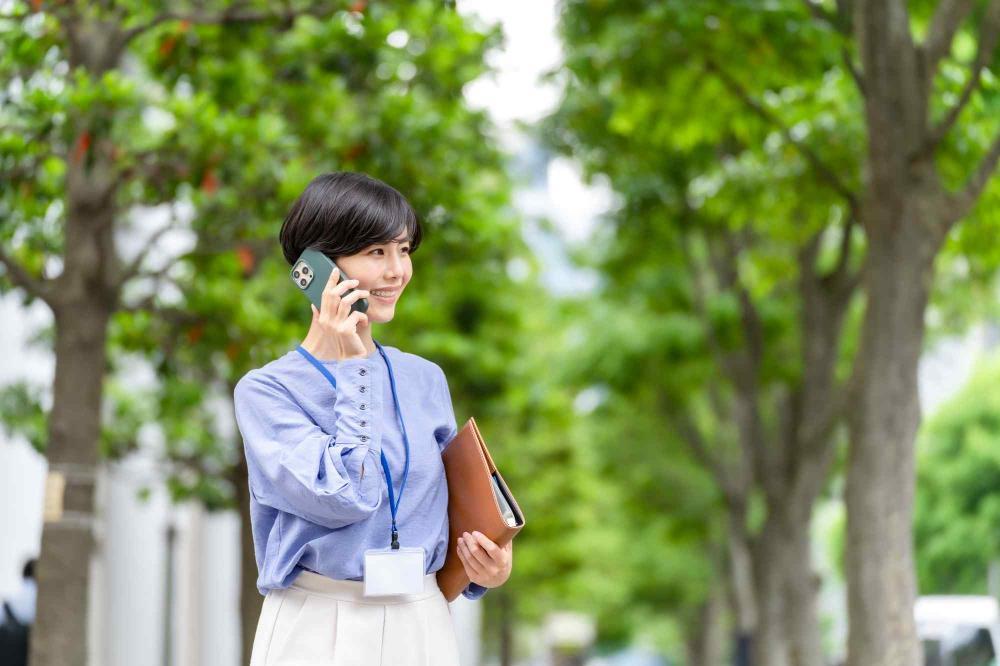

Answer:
[309,267,371,360]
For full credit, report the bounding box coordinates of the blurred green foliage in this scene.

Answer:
[3,1,1000,662]
[916,352,1000,594]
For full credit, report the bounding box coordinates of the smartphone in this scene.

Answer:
[290,248,369,314]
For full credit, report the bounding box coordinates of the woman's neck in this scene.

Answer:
[360,327,376,354]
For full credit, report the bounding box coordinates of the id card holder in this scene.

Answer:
[363,547,426,597]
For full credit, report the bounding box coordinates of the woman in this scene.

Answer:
[234,172,513,665]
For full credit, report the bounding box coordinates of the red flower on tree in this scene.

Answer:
[200,169,219,194]
[235,245,255,276]
[72,131,91,164]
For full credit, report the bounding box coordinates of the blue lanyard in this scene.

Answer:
[295,341,411,550]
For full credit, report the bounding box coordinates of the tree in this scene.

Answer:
[545,1,1000,662]
[823,3,999,663]
[0,2,526,663]
[544,3,863,662]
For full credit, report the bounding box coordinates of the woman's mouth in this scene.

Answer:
[370,288,399,302]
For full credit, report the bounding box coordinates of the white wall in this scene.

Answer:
[0,439,45,598]
[0,295,51,598]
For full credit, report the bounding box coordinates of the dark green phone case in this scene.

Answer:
[291,248,369,314]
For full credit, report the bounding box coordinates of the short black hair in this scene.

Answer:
[279,172,422,265]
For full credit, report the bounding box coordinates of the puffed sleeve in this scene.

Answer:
[234,363,382,529]
[433,364,460,453]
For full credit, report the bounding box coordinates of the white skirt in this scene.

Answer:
[250,570,462,666]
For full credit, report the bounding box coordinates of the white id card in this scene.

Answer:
[363,547,426,597]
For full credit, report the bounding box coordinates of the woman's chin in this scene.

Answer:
[366,306,395,324]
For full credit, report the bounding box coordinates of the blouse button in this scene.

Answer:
[359,369,367,376]
[360,421,367,427]
[360,404,367,410]
[361,435,369,442]
[359,386,366,393]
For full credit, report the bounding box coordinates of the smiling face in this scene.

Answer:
[334,232,413,324]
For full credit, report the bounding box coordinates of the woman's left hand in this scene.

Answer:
[456,531,512,588]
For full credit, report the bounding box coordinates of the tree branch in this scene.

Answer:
[116,221,182,289]
[802,0,839,27]
[680,232,732,377]
[804,0,861,96]
[706,231,778,492]
[950,128,1000,222]
[832,214,856,280]
[118,268,182,313]
[921,0,1000,156]
[835,0,854,31]
[0,158,44,184]
[923,0,976,80]
[802,0,854,36]
[809,211,866,296]
[674,411,733,493]
[842,47,866,96]
[0,245,53,304]
[704,58,860,214]
[119,1,341,45]
[802,378,849,454]
[114,146,184,187]
[705,228,765,372]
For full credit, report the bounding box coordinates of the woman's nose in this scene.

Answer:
[384,251,404,279]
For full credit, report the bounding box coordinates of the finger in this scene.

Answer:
[471,531,501,559]
[464,533,495,570]
[332,277,360,297]
[325,266,340,290]
[457,540,487,578]
[311,303,319,319]
[340,288,370,306]
[457,539,485,573]
[344,311,369,330]
[320,273,345,316]
[336,286,368,322]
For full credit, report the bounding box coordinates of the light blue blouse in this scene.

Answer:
[233,344,487,600]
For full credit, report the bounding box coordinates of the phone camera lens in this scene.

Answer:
[299,279,307,287]
[293,271,300,278]
[301,266,309,275]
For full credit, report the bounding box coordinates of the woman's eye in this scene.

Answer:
[368,246,409,255]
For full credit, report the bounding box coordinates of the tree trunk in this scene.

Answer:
[784,517,824,666]
[30,302,111,666]
[845,207,940,666]
[752,518,790,666]
[29,39,119,657]
[752,507,825,666]
[726,512,758,664]
[846,2,948,660]
[686,583,727,666]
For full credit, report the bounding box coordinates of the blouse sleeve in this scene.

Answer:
[462,583,488,600]
[234,361,382,529]
[433,364,460,453]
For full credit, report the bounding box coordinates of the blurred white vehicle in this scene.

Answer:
[916,595,1000,666]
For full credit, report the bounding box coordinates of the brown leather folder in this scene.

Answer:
[437,417,525,601]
